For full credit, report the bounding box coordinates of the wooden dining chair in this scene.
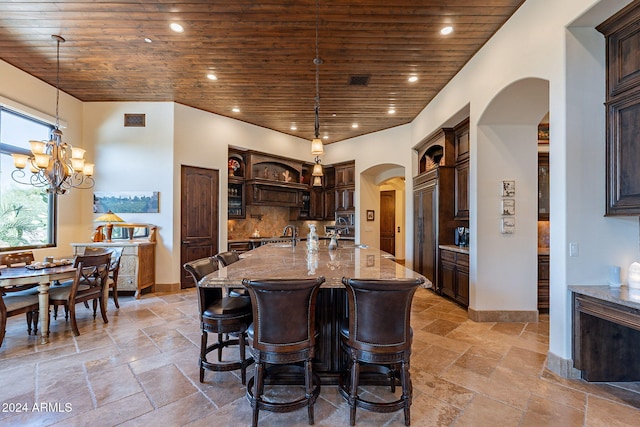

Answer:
[48,253,111,336]
[83,247,124,308]
[0,251,40,341]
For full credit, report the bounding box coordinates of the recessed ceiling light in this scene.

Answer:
[441,26,454,35]
[170,23,184,33]
[207,73,217,81]
[144,38,153,43]
[351,123,359,129]
[408,76,418,83]
[332,114,337,117]
[232,107,240,113]
[388,108,396,114]
[290,125,297,130]
[323,135,329,140]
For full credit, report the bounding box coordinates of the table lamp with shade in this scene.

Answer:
[94,210,124,242]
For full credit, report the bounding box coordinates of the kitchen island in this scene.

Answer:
[201,241,429,382]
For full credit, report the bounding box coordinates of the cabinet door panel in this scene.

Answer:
[606,93,640,215]
[440,261,456,299]
[455,160,469,220]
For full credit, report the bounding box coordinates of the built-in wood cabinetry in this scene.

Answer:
[538,254,549,310]
[454,119,470,220]
[439,247,469,307]
[334,161,355,213]
[228,150,246,218]
[71,241,156,299]
[413,129,457,286]
[597,2,640,215]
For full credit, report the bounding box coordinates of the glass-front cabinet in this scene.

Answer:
[228,178,245,218]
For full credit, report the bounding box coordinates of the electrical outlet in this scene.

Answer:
[569,242,579,257]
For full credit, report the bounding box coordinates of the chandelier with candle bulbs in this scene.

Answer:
[11,35,94,195]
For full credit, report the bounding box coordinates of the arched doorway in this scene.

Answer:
[359,164,406,262]
[472,78,549,320]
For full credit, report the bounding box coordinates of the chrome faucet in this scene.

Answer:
[282,225,297,246]
[336,216,350,235]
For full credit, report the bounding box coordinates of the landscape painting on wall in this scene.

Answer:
[94,191,159,213]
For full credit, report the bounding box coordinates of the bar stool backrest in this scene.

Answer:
[184,257,222,312]
[342,277,424,353]
[242,277,325,354]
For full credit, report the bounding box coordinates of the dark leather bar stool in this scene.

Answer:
[339,277,425,426]
[183,257,253,384]
[214,250,240,267]
[241,277,325,427]
[214,250,247,296]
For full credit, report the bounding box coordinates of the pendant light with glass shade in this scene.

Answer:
[11,35,95,195]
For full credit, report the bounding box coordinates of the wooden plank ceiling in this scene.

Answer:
[0,0,525,145]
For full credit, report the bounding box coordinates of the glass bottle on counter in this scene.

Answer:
[307,224,319,253]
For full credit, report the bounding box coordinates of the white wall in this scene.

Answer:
[83,102,175,283]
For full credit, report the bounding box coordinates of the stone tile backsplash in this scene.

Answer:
[228,205,332,240]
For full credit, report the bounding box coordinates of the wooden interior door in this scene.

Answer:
[180,165,219,288]
[379,190,396,255]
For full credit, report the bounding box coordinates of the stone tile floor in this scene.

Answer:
[1,287,639,426]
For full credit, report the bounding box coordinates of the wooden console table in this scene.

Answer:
[71,241,156,298]
[570,285,640,381]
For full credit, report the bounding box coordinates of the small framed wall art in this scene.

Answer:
[501,199,515,216]
[366,210,375,221]
[501,217,515,234]
[501,180,515,197]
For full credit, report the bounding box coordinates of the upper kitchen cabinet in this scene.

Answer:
[335,162,355,187]
[417,128,455,174]
[228,150,246,219]
[244,151,308,207]
[334,161,355,213]
[454,119,470,220]
[597,2,640,215]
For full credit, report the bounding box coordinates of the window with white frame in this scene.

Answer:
[0,107,56,251]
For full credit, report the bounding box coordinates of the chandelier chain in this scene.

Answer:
[55,37,60,129]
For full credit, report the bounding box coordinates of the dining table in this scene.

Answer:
[0,263,76,344]
[201,240,430,383]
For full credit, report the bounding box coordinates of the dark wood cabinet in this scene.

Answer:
[335,163,355,187]
[228,150,246,219]
[597,2,640,215]
[538,254,549,310]
[439,248,469,307]
[413,128,462,287]
[454,119,470,220]
[413,177,437,285]
[310,189,324,219]
[335,187,355,212]
[538,153,549,220]
[333,161,355,214]
[572,292,640,381]
[247,182,301,207]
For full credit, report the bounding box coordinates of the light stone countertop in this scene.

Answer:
[569,285,640,311]
[438,244,469,254]
[201,241,430,289]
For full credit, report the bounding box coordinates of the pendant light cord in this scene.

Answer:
[314,0,321,139]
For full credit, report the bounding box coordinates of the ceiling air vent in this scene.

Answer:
[124,113,146,127]
[349,75,370,86]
